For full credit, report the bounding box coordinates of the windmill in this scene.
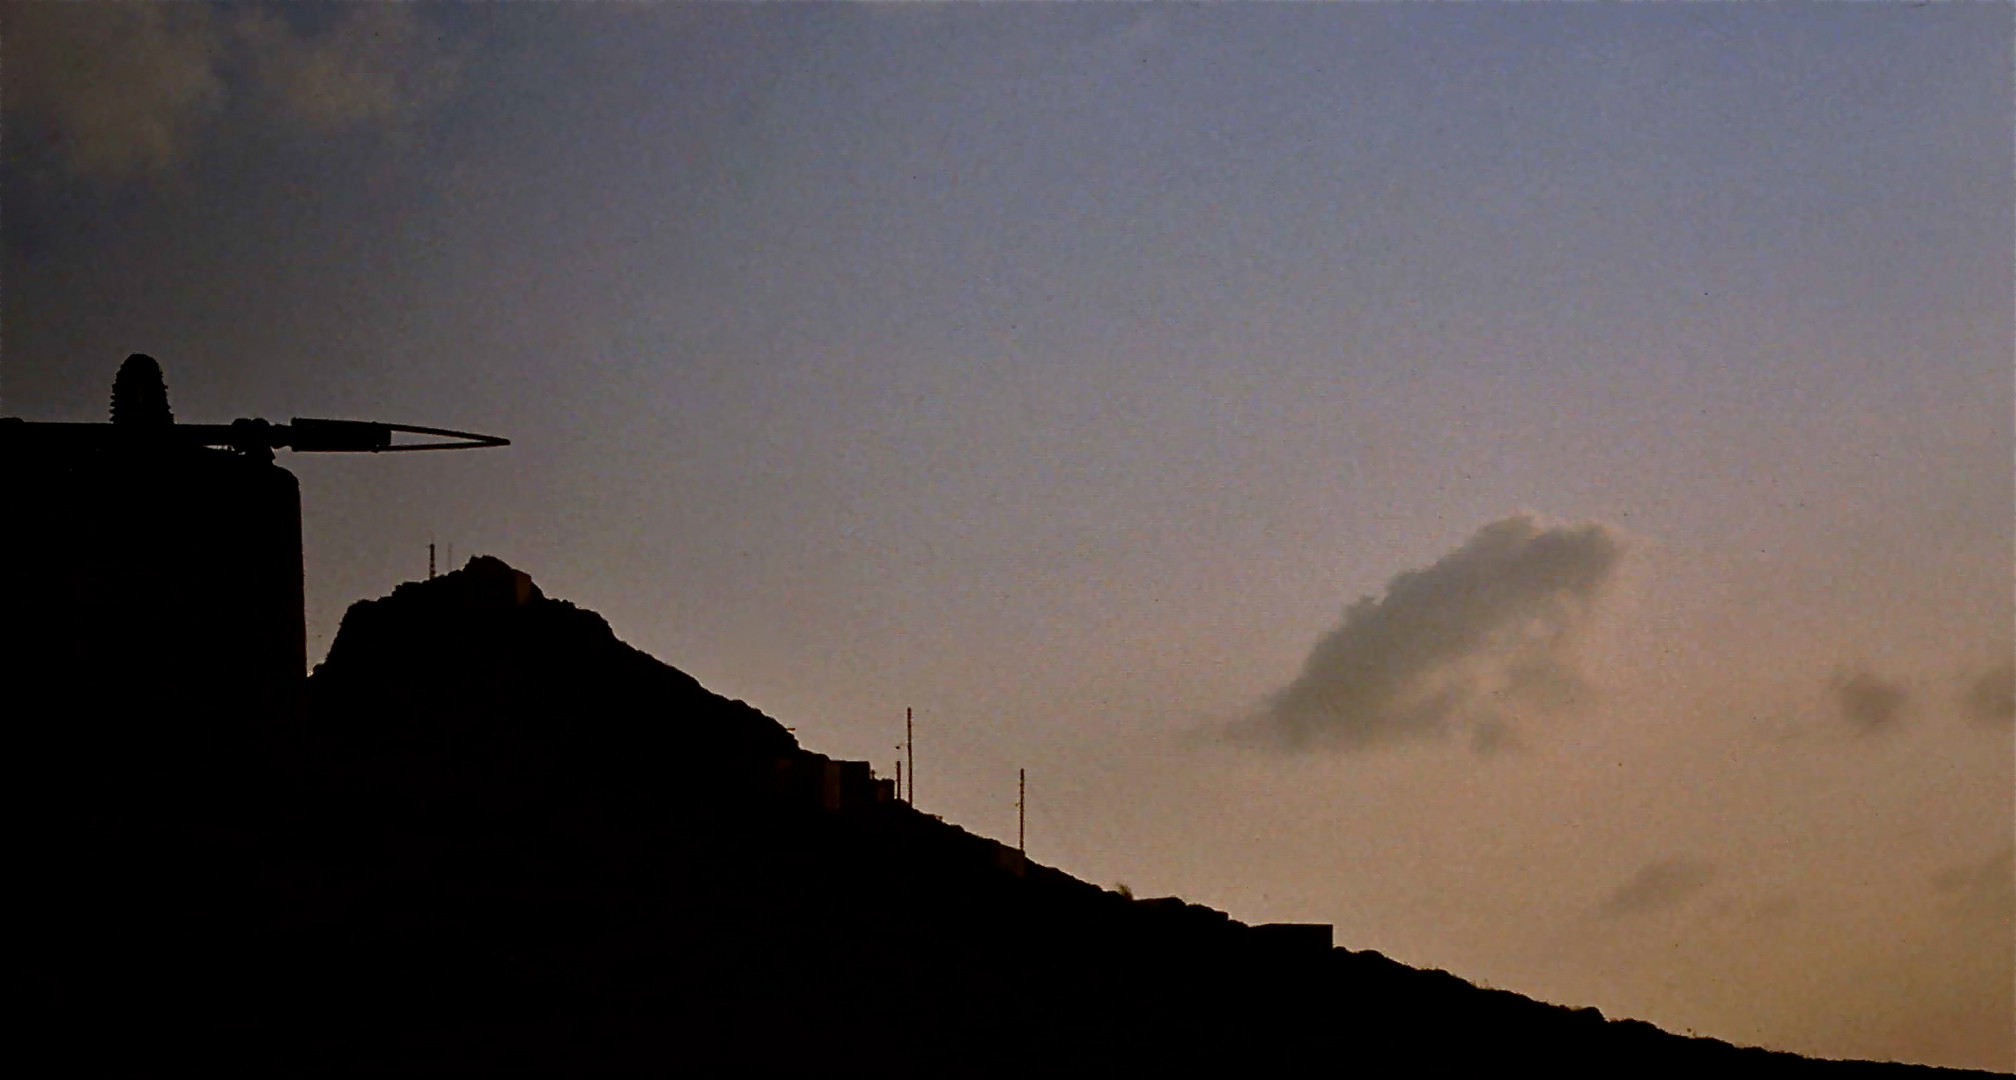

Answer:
[2,354,509,805]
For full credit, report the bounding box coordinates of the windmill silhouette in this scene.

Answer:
[2,354,508,810]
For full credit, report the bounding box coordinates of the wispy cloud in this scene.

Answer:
[4,4,226,180]
[4,4,461,182]
[1931,847,2015,924]
[1238,514,1627,752]
[234,5,461,135]
[1829,667,1907,735]
[1599,857,1716,919]
[1962,661,2014,728]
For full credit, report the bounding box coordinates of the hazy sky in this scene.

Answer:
[5,2,2010,1069]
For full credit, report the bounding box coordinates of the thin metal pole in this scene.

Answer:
[905,707,914,807]
[1018,768,1025,853]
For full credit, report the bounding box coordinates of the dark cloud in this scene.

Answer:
[1599,857,1716,919]
[1962,661,2014,728]
[1829,667,1907,734]
[1931,847,2014,924]
[1243,515,1627,752]
[234,6,462,135]
[1745,895,1799,926]
[3,4,460,182]
[1469,718,1525,756]
[3,4,226,180]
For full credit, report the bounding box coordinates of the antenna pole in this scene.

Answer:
[1018,768,1026,854]
[429,543,436,580]
[906,707,914,808]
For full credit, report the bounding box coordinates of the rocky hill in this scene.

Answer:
[27,557,1999,1075]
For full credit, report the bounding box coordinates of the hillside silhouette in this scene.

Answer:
[24,556,2000,1075]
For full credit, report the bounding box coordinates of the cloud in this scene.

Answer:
[3,4,227,180]
[234,5,460,134]
[1241,515,1627,752]
[1744,894,1799,926]
[1468,717,1526,756]
[3,4,460,182]
[1962,661,2014,728]
[1931,847,2015,924]
[1599,857,1716,919]
[1829,667,1907,734]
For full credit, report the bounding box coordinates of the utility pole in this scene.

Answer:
[894,760,902,803]
[1017,768,1026,854]
[905,707,914,807]
[428,542,436,579]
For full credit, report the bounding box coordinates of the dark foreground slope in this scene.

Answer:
[26,558,1998,1075]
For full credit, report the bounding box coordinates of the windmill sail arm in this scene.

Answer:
[0,417,508,455]
[289,420,510,452]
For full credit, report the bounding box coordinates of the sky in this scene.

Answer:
[4,1,2011,1069]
